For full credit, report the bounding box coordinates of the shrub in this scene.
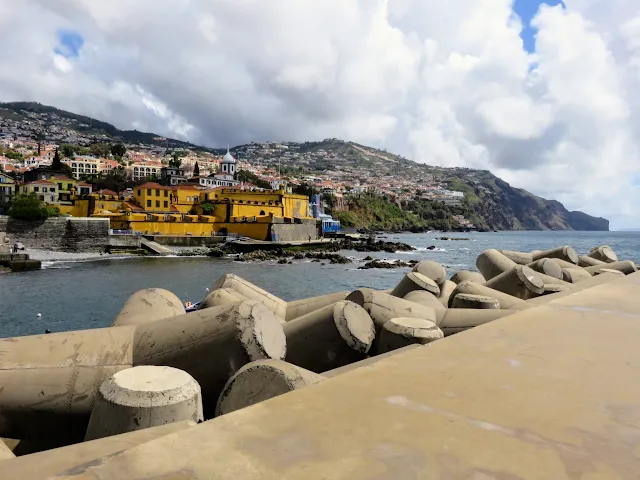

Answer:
[8,194,52,221]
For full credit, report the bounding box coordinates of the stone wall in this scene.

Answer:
[270,223,320,242]
[0,216,110,252]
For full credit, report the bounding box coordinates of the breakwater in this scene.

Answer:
[0,242,637,477]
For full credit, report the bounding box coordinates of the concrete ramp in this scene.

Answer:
[140,238,173,255]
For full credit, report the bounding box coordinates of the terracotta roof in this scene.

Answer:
[173,184,199,191]
[50,175,74,182]
[170,205,181,213]
[123,201,144,212]
[100,189,118,196]
[76,182,92,187]
[28,180,55,185]
[137,182,169,190]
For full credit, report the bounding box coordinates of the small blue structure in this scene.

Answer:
[310,194,341,235]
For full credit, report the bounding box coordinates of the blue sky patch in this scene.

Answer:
[513,0,565,53]
[54,30,84,58]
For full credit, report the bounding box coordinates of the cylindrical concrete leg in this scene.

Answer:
[285,291,350,321]
[85,366,203,441]
[562,267,593,283]
[588,245,618,263]
[391,272,440,298]
[209,274,288,318]
[584,261,637,275]
[541,284,572,295]
[216,360,325,416]
[199,288,246,309]
[403,291,446,324]
[282,301,375,373]
[483,265,544,300]
[450,281,532,311]
[476,249,517,280]
[451,293,500,310]
[498,250,533,265]
[134,300,287,419]
[531,246,579,264]
[526,258,562,279]
[439,309,517,336]
[578,255,606,268]
[592,268,625,277]
[112,288,186,326]
[411,261,447,285]
[437,280,457,307]
[450,270,485,285]
[346,289,437,330]
[550,258,585,271]
[377,318,443,354]
[0,439,15,461]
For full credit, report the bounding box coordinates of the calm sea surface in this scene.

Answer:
[1,231,638,338]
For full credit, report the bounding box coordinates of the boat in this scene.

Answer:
[184,301,200,312]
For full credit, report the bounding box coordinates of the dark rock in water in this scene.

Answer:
[427,245,436,250]
[341,237,415,253]
[278,259,288,264]
[437,237,471,241]
[359,259,418,270]
[363,256,374,261]
[305,252,352,264]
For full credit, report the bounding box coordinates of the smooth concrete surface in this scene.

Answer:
[562,267,592,283]
[437,279,457,307]
[282,301,375,373]
[526,258,563,279]
[450,270,485,285]
[216,360,325,416]
[450,293,500,310]
[112,288,185,326]
[589,245,618,263]
[483,265,544,299]
[497,249,533,265]
[531,245,579,264]
[390,271,440,298]
[450,281,532,310]
[210,273,288,318]
[346,289,437,330]
[199,287,246,309]
[411,260,447,285]
[0,438,15,460]
[527,272,621,305]
[476,249,515,280]
[402,290,446,324]
[438,309,518,336]
[377,317,443,353]
[50,273,640,479]
[1,421,195,480]
[285,291,350,321]
[85,366,203,441]
[584,260,637,276]
[578,255,606,268]
[593,268,626,277]
[322,345,421,377]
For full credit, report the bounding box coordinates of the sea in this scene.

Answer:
[1,230,638,338]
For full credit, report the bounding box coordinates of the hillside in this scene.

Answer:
[0,102,608,231]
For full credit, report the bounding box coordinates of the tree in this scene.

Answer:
[51,148,62,170]
[169,152,182,168]
[89,143,112,158]
[8,194,51,221]
[60,144,76,158]
[111,143,126,158]
[193,161,200,177]
[5,151,23,161]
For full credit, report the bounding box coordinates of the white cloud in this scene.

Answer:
[0,0,639,228]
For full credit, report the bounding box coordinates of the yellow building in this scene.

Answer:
[0,172,15,206]
[18,179,58,204]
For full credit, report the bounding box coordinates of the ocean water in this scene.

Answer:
[1,230,638,338]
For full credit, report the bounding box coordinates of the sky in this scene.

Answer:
[0,0,639,229]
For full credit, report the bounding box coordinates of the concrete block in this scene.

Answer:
[584,261,637,276]
[323,345,421,378]
[85,366,203,441]
[541,284,572,295]
[285,291,350,321]
[210,273,288,318]
[578,255,606,268]
[199,288,246,309]
[437,280,457,307]
[527,272,621,305]
[562,267,592,283]
[588,245,618,263]
[450,281,532,311]
[497,249,533,265]
[483,265,544,299]
[411,260,447,285]
[531,246,579,264]
[0,438,15,461]
[346,289,437,330]
[450,270,485,285]
[439,309,518,336]
[390,271,440,298]
[550,258,586,271]
[216,360,325,416]
[402,290,446,324]
[592,268,625,277]
[527,258,562,279]
[283,301,374,373]
[7,259,41,271]
[112,288,186,326]
[451,293,500,310]
[377,318,443,353]
[476,249,516,280]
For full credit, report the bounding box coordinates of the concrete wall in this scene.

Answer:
[150,235,226,247]
[0,216,109,252]
[108,234,141,249]
[270,223,319,242]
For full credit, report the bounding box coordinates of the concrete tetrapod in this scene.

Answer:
[199,288,246,309]
[497,249,533,265]
[592,268,625,277]
[438,309,518,336]
[411,260,447,285]
[282,301,375,373]
[588,245,618,263]
[476,249,517,280]
[85,366,203,441]
[531,246,579,265]
[437,280,457,307]
[345,289,437,331]
[527,272,621,305]
[450,270,486,285]
[403,290,446,324]
[483,265,545,300]
[377,317,443,354]
[549,258,587,271]
[208,273,288,318]
[578,255,606,268]
[285,291,350,321]
[390,271,440,298]
[449,281,532,311]
[541,284,572,295]
[562,267,593,283]
[526,258,563,280]
[112,288,186,326]
[451,293,500,310]
[216,360,325,416]
[584,261,637,276]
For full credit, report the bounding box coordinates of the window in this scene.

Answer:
[156,200,160,208]
[50,188,55,192]
[58,183,63,190]
[147,189,152,196]
[164,190,168,197]
[147,200,152,207]
[260,210,265,216]
[67,184,73,190]
[137,189,141,196]
[164,201,168,208]
[33,186,39,192]
[156,189,160,196]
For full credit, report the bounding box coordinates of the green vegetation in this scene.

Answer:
[8,194,59,221]
[236,169,271,189]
